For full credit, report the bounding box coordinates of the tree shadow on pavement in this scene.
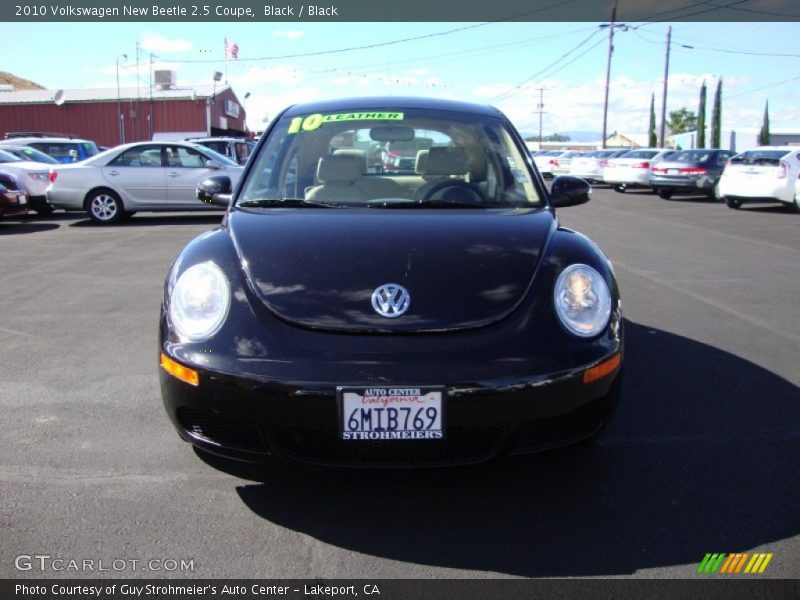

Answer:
[228,320,800,577]
[70,214,224,227]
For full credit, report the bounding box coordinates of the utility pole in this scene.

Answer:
[659,26,672,148]
[534,87,547,147]
[601,0,618,149]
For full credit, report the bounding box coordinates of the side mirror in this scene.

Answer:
[205,159,222,170]
[550,175,591,208]
[197,175,232,207]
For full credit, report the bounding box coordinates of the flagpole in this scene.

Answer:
[224,37,228,84]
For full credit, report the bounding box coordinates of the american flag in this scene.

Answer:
[224,38,239,60]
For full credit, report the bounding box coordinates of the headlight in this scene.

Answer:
[169,262,230,341]
[553,264,612,338]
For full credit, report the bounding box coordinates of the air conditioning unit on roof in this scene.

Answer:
[154,70,177,89]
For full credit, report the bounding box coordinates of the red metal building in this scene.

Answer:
[0,75,248,147]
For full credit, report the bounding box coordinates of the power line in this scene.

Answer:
[169,0,580,64]
[726,73,800,99]
[489,29,606,102]
[632,26,800,58]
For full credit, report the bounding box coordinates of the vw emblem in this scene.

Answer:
[371,284,410,318]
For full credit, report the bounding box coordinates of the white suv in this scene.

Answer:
[718,146,800,211]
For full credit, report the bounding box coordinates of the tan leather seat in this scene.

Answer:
[305,155,368,202]
[413,147,469,200]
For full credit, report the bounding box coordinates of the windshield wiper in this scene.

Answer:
[237,198,338,208]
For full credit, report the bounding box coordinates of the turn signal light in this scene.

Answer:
[49,170,57,183]
[160,353,199,386]
[583,352,621,384]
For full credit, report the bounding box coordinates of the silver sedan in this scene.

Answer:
[46,141,243,224]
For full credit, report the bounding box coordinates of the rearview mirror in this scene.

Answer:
[550,176,591,208]
[197,176,232,207]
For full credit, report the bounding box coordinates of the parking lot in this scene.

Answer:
[1,187,798,579]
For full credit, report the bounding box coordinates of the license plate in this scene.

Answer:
[338,386,445,440]
[668,169,678,175]
[18,194,26,205]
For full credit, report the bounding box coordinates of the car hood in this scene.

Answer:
[228,207,555,333]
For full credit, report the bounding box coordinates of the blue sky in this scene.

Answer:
[2,21,798,137]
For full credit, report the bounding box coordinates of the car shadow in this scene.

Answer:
[0,221,60,234]
[663,195,718,203]
[70,213,224,228]
[741,205,798,214]
[223,320,799,577]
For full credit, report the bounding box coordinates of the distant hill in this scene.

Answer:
[0,72,45,90]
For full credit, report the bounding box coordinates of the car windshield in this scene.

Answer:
[0,149,23,163]
[621,150,659,159]
[239,108,542,208]
[730,150,790,165]
[6,146,59,164]
[189,144,239,167]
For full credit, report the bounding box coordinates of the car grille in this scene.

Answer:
[272,425,508,466]
[176,407,268,453]
[511,401,605,454]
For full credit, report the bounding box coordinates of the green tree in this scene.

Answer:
[648,93,657,147]
[696,81,707,148]
[710,78,722,148]
[544,133,571,142]
[668,108,697,135]
[759,100,770,145]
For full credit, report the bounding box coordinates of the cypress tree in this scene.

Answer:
[710,78,722,149]
[759,100,770,145]
[648,93,657,147]
[696,80,706,148]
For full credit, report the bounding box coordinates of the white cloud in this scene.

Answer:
[272,30,305,41]
[140,31,192,53]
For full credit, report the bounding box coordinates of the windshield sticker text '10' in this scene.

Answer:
[287,112,405,134]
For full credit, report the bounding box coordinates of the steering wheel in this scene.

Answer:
[416,179,484,204]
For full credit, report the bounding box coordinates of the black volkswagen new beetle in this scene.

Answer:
[159,97,623,468]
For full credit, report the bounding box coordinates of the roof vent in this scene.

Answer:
[154,70,177,90]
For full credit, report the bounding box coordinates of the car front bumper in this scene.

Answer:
[159,348,623,468]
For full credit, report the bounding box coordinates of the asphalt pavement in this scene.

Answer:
[1,188,798,579]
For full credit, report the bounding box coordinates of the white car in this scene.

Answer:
[550,151,583,177]
[602,148,675,192]
[46,142,244,224]
[531,150,563,178]
[718,146,800,211]
[0,148,52,213]
[569,149,629,183]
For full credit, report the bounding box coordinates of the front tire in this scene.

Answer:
[612,184,627,193]
[657,189,673,199]
[86,190,124,224]
[725,197,742,210]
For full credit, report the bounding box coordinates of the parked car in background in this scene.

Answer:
[550,151,583,177]
[717,146,800,211]
[0,149,52,213]
[0,135,100,163]
[569,149,629,184]
[46,141,244,224]
[0,171,29,220]
[603,148,675,192]
[0,145,60,165]
[649,149,735,200]
[186,137,256,166]
[531,150,564,179]
[382,137,434,173]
